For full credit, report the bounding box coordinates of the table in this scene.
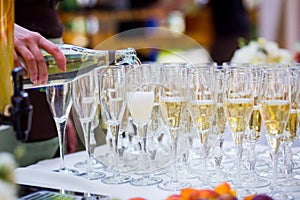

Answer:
[15,130,300,200]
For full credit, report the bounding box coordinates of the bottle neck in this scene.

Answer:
[110,48,138,65]
[23,45,138,89]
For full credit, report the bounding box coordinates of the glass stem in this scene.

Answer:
[55,119,67,171]
[199,130,209,180]
[270,148,279,194]
[169,129,179,184]
[248,141,257,182]
[137,124,149,179]
[283,142,294,182]
[181,150,189,174]
[214,135,223,174]
[109,124,120,177]
[81,121,93,174]
[234,133,243,188]
[89,129,97,162]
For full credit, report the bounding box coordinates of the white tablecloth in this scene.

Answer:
[15,130,300,200]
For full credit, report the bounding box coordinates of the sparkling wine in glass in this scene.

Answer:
[187,63,217,187]
[278,65,300,193]
[208,65,231,185]
[157,63,191,191]
[223,64,254,197]
[258,66,293,199]
[242,66,270,189]
[46,83,78,174]
[72,70,104,180]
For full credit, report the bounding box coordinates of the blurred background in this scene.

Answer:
[57,0,300,64]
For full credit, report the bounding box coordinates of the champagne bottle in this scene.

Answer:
[0,0,14,120]
[23,44,138,89]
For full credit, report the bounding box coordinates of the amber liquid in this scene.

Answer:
[248,106,262,141]
[259,100,290,138]
[188,100,215,131]
[0,0,14,116]
[215,103,226,135]
[159,97,187,139]
[282,109,297,143]
[224,99,253,133]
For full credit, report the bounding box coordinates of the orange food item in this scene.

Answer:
[214,182,236,196]
[243,194,256,200]
[165,194,181,200]
[180,188,199,199]
[165,182,239,200]
[190,189,219,200]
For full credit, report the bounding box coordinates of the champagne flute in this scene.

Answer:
[72,71,104,180]
[98,65,131,184]
[242,65,270,188]
[46,83,78,174]
[208,65,231,185]
[126,64,162,186]
[278,65,300,192]
[187,63,217,187]
[223,64,254,197]
[258,66,293,199]
[157,63,191,191]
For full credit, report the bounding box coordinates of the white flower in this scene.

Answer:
[0,152,16,183]
[0,153,16,171]
[0,152,17,200]
[231,37,293,64]
[0,180,17,200]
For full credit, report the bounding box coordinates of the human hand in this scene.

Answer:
[14,24,66,85]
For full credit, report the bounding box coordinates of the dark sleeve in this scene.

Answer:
[25,90,58,142]
[15,0,63,38]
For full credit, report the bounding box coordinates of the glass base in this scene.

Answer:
[241,176,270,188]
[236,188,256,199]
[158,180,191,191]
[166,168,199,180]
[269,192,295,200]
[130,176,162,186]
[74,158,104,169]
[207,171,232,187]
[258,169,286,180]
[101,174,131,184]
[278,179,300,192]
[53,168,79,175]
[78,171,105,180]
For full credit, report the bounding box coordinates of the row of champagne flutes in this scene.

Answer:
[44,62,300,198]
[110,62,300,198]
[185,62,300,199]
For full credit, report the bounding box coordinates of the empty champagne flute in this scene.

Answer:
[258,66,293,199]
[46,83,78,175]
[157,63,191,191]
[126,64,162,186]
[72,71,104,180]
[98,65,131,184]
[223,64,254,197]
